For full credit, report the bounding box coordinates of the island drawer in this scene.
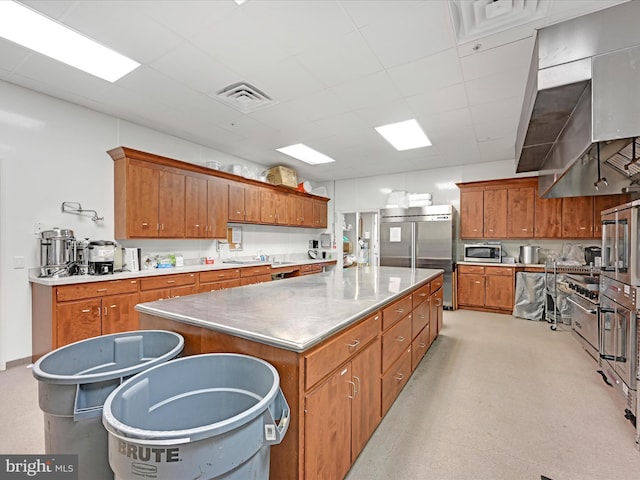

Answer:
[56,279,139,302]
[140,273,196,291]
[411,299,430,339]
[381,313,412,373]
[430,274,443,293]
[382,294,412,330]
[381,346,412,415]
[412,325,430,372]
[305,311,380,390]
[412,284,430,308]
[199,269,240,282]
[458,265,485,275]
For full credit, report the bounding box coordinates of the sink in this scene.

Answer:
[222,260,261,265]
[271,261,296,265]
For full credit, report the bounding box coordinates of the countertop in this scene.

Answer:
[29,256,337,286]
[136,266,442,353]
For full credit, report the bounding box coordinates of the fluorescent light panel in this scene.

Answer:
[0,1,140,82]
[276,144,335,165]
[375,119,431,151]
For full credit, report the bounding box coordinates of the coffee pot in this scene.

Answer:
[39,228,75,277]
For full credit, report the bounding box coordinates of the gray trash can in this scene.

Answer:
[102,353,290,480]
[512,272,545,320]
[32,330,184,480]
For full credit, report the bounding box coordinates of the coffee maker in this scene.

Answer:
[39,228,75,277]
[88,240,116,275]
[73,238,91,275]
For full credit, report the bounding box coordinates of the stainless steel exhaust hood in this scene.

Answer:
[516,1,640,198]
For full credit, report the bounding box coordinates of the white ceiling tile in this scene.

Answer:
[340,0,424,28]
[353,99,416,128]
[460,37,535,82]
[20,1,76,19]
[477,137,516,162]
[329,71,400,111]
[465,67,528,106]
[469,96,523,124]
[149,42,241,95]
[295,31,383,88]
[247,57,326,103]
[387,48,464,97]
[473,116,518,143]
[358,1,456,68]
[406,83,468,115]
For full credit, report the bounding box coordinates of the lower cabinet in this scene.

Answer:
[197,268,241,293]
[457,265,514,313]
[138,273,197,302]
[239,265,273,285]
[304,338,381,480]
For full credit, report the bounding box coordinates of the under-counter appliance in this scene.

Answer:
[380,205,455,308]
[601,200,640,286]
[88,240,116,275]
[599,275,637,426]
[566,273,600,361]
[463,243,502,263]
[39,228,75,277]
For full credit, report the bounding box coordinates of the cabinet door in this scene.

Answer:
[483,189,507,238]
[228,183,245,222]
[507,187,534,238]
[185,176,208,238]
[460,190,483,238]
[312,199,328,228]
[139,288,171,303]
[158,170,185,237]
[485,274,513,310]
[305,365,352,480]
[260,190,277,224]
[593,194,629,238]
[562,196,594,238]
[244,185,262,223]
[274,191,290,225]
[207,178,228,238]
[295,197,314,226]
[351,340,381,460]
[457,274,485,307]
[101,293,139,335]
[127,162,159,237]
[56,299,101,347]
[535,194,562,238]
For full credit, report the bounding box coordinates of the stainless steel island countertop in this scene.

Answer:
[136,266,442,352]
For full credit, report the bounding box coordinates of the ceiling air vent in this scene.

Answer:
[211,82,275,113]
[449,0,548,45]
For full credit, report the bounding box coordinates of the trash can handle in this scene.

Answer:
[105,428,192,446]
[264,387,290,445]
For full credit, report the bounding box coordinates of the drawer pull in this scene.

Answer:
[218,274,226,277]
[396,336,405,343]
[394,373,405,381]
[81,309,91,313]
[418,293,427,297]
[419,314,425,319]
[353,375,360,394]
[395,308,405,313]
[96,288,107,292]
[346,339,360,348]
[419,342,427,348]
[166,280,176,284]
[374,315,380,321]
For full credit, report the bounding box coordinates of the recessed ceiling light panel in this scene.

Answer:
[375,119,432,151]
[0,1,140,82]
[276,144,336,165]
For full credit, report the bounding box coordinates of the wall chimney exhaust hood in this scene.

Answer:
[515,1,640,198]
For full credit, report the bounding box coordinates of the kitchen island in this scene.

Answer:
[137,265,444,480]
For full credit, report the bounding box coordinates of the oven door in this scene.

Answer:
[601,211,629,283]
[567,295,599,359]
[600,296,637,392]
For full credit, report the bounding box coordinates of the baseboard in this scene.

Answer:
[5,356,33,369]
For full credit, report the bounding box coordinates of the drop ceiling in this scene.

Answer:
[0,0,629,182]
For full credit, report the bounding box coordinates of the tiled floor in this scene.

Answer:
[2,309,640,479]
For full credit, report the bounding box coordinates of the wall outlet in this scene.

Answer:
[13,256,25,269]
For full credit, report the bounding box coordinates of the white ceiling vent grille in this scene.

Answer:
[449,0,548,44]
[211,82,276,113]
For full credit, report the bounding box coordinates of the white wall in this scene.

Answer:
[0,80,331,366]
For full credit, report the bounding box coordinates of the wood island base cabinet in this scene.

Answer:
[139,272,445,480]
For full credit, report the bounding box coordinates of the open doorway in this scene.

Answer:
[340,211,379,268]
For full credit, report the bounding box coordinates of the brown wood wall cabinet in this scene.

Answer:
[109,146,329,239]
[31,261,335,361]
[457,177,630,240]
[139,272,444,480]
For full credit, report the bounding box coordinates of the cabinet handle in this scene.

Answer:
[96,288,107,292]
[419,314,425,319]
[195,224,200,228]
[395,308,405,313]
[418,293,427,297]
[218,274,226,277]
[346,339,360,348]
[436,299,442,306]
[347,380,356,399]
[103,306,107,316]
[353,375,360,395]
[166,280,176,284]
[394,373,405,381]
[374,315,380,321]
[81,309,90,313]
[419,342,427,348]
[475,281,481,284]
[396,336,405,343]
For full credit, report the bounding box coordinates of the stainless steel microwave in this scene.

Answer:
[464,244,502,263]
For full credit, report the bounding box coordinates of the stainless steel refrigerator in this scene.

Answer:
[379,205,455,308]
